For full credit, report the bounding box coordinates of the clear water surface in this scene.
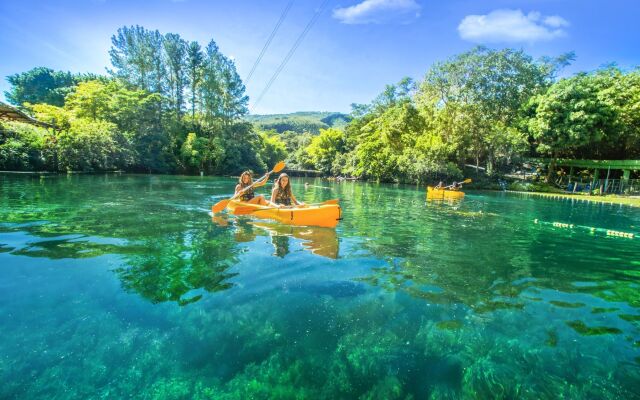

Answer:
[1,174,639,399]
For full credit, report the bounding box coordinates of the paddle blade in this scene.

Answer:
[211,199,230,214]
[322,199,340,204]
[273,161,286,173]
[462,178,472,184]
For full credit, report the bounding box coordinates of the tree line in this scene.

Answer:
[2,36,639,183]
[1,25,285,174]
[301,47,640,183]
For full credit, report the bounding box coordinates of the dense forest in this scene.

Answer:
[302,49,640,183]
[0,26,286,175]
[1,26,639,183]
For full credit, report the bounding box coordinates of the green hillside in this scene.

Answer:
[245,111,351,134]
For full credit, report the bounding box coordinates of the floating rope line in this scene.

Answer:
[533,219,635,239]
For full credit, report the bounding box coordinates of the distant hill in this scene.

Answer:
[245,111,351,134]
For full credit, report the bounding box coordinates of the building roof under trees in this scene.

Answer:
[0,101,55,129]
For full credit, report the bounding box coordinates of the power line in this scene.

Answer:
[251,0,331,112]
[245,0,295,85]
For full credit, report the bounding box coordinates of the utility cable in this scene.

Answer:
[245,0,295,85]
[251,0,330,111]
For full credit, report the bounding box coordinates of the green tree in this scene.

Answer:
[199,40,248,126]
[64,80,111,120]
[186,41,204,120]
[415,46,568,173]
[280,130,314,169]
[180,132,224,173]
[0,122,49,170]
[305,128,345,174]
[258,132,287,169]
[352,102,425,181]
[27,103,133,172]
[5,67,77,107]
[528,73,618,180]
[164,33,188,117]
[109,25,167,96]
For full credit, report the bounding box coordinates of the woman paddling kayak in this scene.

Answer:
[235,170,271,206]
[271,173,305,207]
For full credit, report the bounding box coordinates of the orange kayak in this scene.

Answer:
[225,200,342,228]
[426,186,465,200]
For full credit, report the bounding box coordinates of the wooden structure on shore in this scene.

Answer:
[528,158,640,195]
[0,101,55,129]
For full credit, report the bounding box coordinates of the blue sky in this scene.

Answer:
[1,0,638,114]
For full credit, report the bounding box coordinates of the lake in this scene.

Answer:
[1,174,639,399]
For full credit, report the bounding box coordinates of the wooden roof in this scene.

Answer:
[0,101,55,129]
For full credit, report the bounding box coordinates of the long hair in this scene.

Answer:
[275,173,292,198]
[238,171,253,187]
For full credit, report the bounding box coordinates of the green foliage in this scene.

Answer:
[305,128,345,174]
[528,73,618,158]
[186,41,204,119]
[258,131,287,169]
[27,103,133,171]
[180,132,207,172]
[0,121,49,170]
[2,25,267,174]
[4,41,639,181]
[415,46,557,174]
[280,130,314,170]
[4,67,79,107]
[56,118,132,171]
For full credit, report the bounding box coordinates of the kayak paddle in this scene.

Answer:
[444,178,472,190]
[232,199,340,216]
[211,161,286,214]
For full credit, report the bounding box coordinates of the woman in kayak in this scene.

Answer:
[235,171,270,205]
[446,181,462,190]
[271,173,304,207]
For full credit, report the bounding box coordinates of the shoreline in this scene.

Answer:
[3,171,639,207]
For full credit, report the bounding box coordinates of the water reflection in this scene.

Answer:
[2,174,640,398]
[250,221,339,259]
[212,215,340,259]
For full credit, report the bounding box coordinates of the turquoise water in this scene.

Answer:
[1,174,639,399]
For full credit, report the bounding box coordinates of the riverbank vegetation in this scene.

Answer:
[2,27,639,183]
[1,26,284,174]
[300,49,640,183]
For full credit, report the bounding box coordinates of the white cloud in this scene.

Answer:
[543,15,569,28]
[333,0,421,24]
[458,9,569,43]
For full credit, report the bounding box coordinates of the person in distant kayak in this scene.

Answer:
[235,171,270,205]
[434,181,445,189]
[446,181,461,190]
[271,173,304,207]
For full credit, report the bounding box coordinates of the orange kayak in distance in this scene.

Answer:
[426,186,465,200]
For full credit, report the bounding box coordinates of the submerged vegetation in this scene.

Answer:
[1,174,639,398]
[2,28,639,184]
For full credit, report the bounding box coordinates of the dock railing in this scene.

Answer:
[566,179,640,195]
